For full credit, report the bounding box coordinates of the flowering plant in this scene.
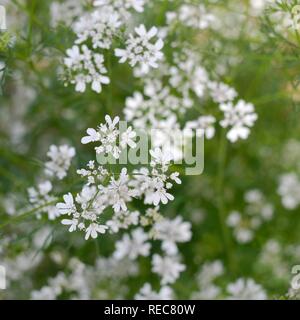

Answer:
[1,0,300,300]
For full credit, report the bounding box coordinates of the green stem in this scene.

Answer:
[0,200,58,229]
[216,129,235,273]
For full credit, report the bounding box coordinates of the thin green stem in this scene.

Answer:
[0,200,58,229]
[216,129,235,273]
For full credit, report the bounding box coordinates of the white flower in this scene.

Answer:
[85,223,108,240]
[150,147,172,168]
[235,228,254,244]
[107,168,137,212]
[64,45,82,68]
[114,228,151,260]
[104,114,120,130]
[58,186,108,240]
[250,0,270,15]
[64,45,110,93]
[61,218,78,232]
[135,283,173,300]
[121,127,137,148]
[152,254,186,285]
[56,193,76,215]
[131,156,179,207]
[106,210,140,233]
[55,115,179,240]
[115,24,164,74]
[154,216,192,255]
[220,100,258,143]
[50,0,84,28]
[185,115,216,139]
[94,0,146,14]
[192,260,224,299]
[81,115,136,159]
[31,286,57,300]
[151,181,175,206]
[226,211,253,244]
[208,82,237,104]
[226,278,267,300]
[226,211,241,228]
[81,128,101,144]
[227,187,273,244]
[74,10,121,50]
[277,173,300,210]
[45,145,75,180]
[170,172,181,184]
[197,260,224,287]
[28,181,59,220]
[175,4,215,30]
[192,284,222,300]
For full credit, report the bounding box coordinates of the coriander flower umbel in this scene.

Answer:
[45,144,76,180]
[277,173,300,210]
[167,4,215,30]
[50,0,84,28]
[74,10,122,49]
[220,100,258,143]
[28,181,59,220]
[94,0,146,15]
[57,187,109,240]
[226,278,267,300]
[57,115,181,240]
[113,228,151,260]
[135,283,173,300]
[153,216,192,255]
[64,45,110,93]
[152,254,186,285]
[130,149,181,207]
[81,115,137,159]
[185,115,216,139]
[208,81,237,104]
[115,24,164,74]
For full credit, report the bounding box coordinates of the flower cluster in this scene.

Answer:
[28,144,76,220]
[64,45,110,93]
[191,261,266,300]
[62,1,164,92]
[113,213,191,286]
[185,116,216,140]
[31,256,139,299]
[94,0,146,18]
[115,25,164,74]
[277,173,300,210]
[4,0,294,301]
[60,1,258,144]
[220,100,258,143]
[50,0,84,28]
[73,10,121,50]
[135,283,173,300]
[226,189,274,244]
[167,4,215,30]
[81,115,136,158]
[45,145,75,180]
[191,260,224,299]
[56,115,182,241]
[226,278,267,300]
[125,46,257,144]
[28,181,58,220]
